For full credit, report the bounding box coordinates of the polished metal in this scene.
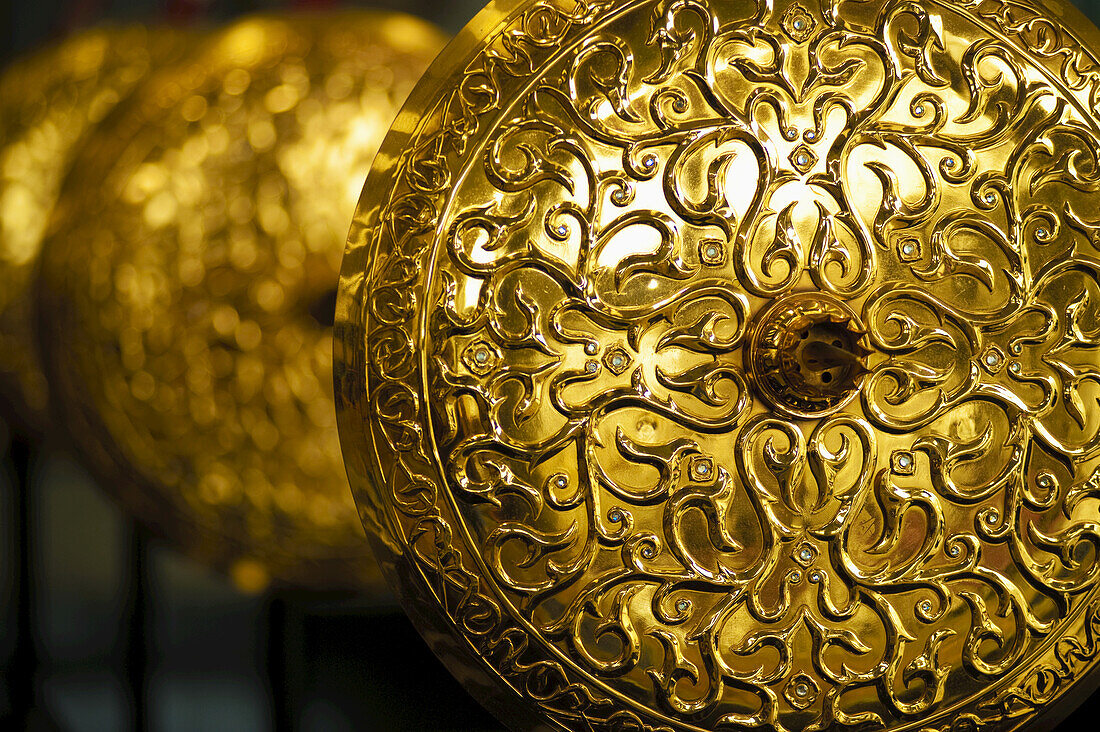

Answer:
[0,25,194,433]
[337,0,1100,727]
[38,11,447,591]
[746,292,871,419]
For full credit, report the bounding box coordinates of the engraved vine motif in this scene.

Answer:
[355,0,1100,729]
[428,0,1100,725]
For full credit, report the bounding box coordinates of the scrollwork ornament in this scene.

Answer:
[336,0,1100,728]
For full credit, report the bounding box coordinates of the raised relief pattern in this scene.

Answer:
[359,0,1100,729]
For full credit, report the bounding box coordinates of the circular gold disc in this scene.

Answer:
[338,0,1100,727]
[38,11,446,590]
[0,25,194,433]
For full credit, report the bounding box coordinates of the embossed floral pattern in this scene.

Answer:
[345,0,1100,729]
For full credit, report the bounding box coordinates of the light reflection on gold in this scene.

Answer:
[335,0,1100,727]
[38,11,447,591]
[0,26,194,431]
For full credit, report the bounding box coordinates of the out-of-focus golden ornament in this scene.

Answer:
[38,11,447,591]
[0,25,194,433]
[336,0,1100,727]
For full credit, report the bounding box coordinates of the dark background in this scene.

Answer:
[3,0,1100,730]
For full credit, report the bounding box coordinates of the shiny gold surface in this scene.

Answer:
[0,25,193,432]
[336,0,1100,727]
[39,11,446,590]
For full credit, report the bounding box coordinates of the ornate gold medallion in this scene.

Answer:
[37,12,446,590]
[337,0,1100,727]
[0,26,194,433]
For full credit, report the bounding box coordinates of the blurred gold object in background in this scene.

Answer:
[336,0,1100,728]
[0,25,194,433]
[37,11,447,591]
